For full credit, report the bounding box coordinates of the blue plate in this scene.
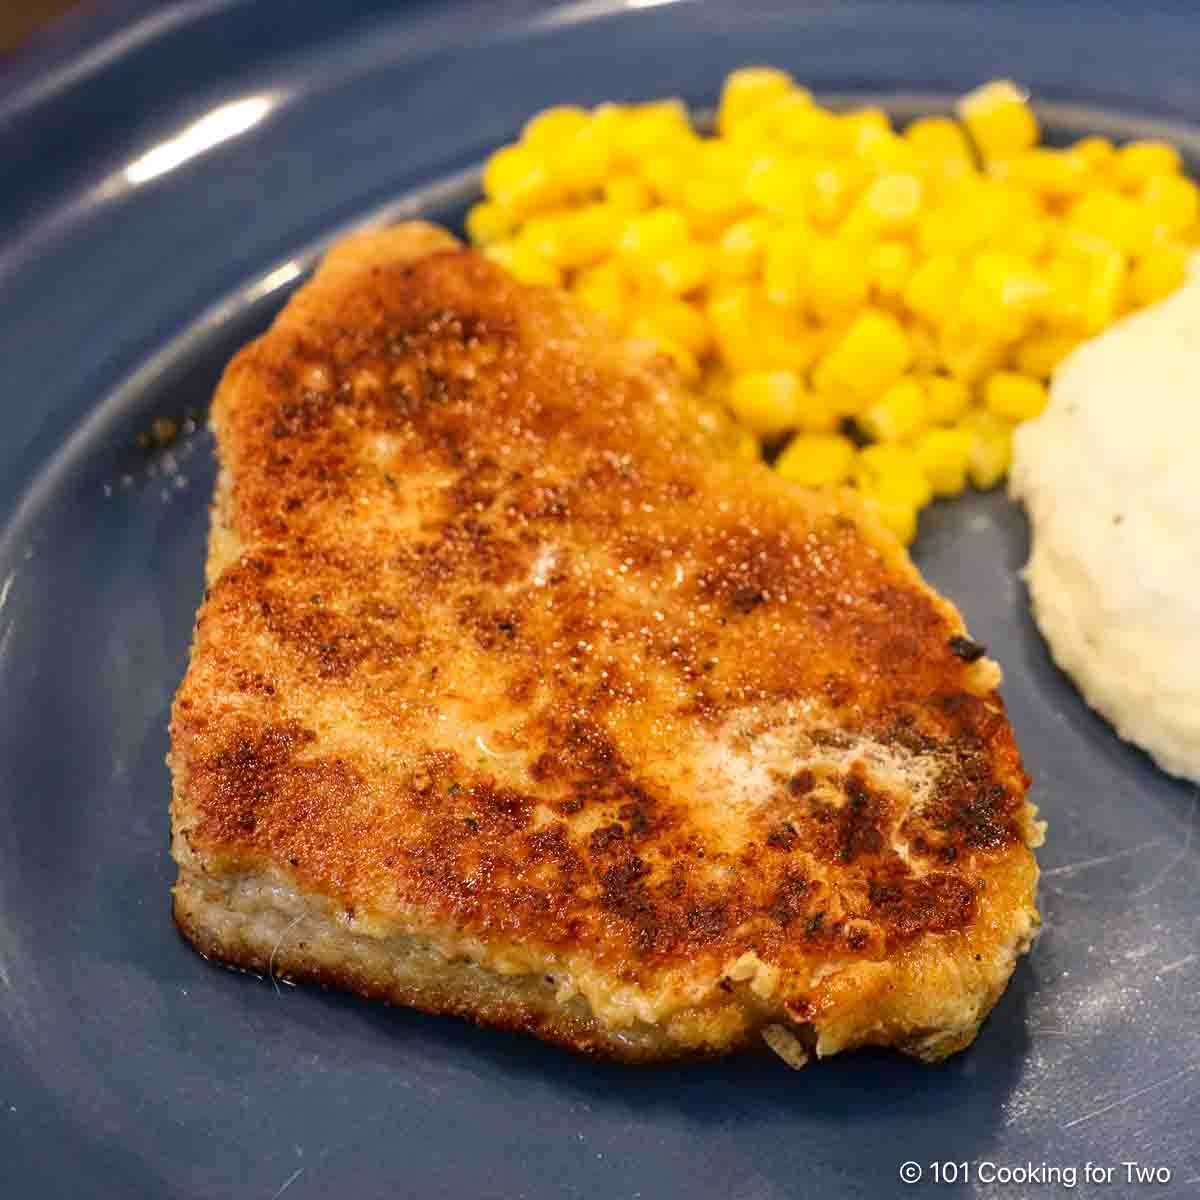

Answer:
[2,3,1198,1196]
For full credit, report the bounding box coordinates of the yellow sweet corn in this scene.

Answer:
[868,240,915,297]
[904,116,975,179]
[648,243,711,295]
[856,443,933,508]
[1072,135,1116,170]
[482,144,559,215]
[1068,189,1155,257]
[763,224,811,308]
[858,171,924,232]
[1014,330,1082,378]
[522,105,590,149]
[630,298,711,356]
[745,156,810,217]
[858,376,928,442]
[1130,241,1189,306]
[817,309,913,406]
[718,67,795,135]
[961,410,1014,488]
[1141,173,1200,236]
[471,73,1199,526]
[714,216,770,279]
[775,433,856,486]
[465,201,514,246]
[862,491,918,544]
[1114,140,1184,188]
[957,80,1039,159]
[984,371,1048,421]
[484,240,561,287]
[903,254,960,323]
[605,173,651,212]
[915,428,974,496]
[618,207,691,260]
[805,235,870,320]
[924,374,972,424]
[728,370,807,437]
[572,262,629,323]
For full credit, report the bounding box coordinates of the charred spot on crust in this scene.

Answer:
[766,822,799,851]
[868,872,976,937]
[948,635,987,663]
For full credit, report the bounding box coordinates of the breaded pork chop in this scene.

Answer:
[169,223,1043,1065]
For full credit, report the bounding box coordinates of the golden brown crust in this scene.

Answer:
[170,222,1040,1062]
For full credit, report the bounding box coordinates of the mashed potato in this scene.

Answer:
[1011,255,1200,782]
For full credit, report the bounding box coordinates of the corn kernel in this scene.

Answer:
[707,287,814,373]
[707,286,759,371]
[1130,241,1189,307]
[805,236,870,320]
[957,80,1039,159]
[714,215,770,279]
[837,108,894,157]
[775,433,856,486]
[484,240,561,287]
[718,67,795,135]
[684,174,746,233]
[937,319,1009,383]
[751,97,839,154]
[965,249,1049,339]
[622,101,694,157]
[572,263,629,322]
[1080,243,1128,333]
[961,410,1013,488]
[904,116,975,178]
[482,144,559,214]
[856,443,933,508]
[728,370,808,437]
[655,337,701,379]
[641,151,696,204]
[763,224,811,308]
[745,156,810,217]
[648,243,711,294]
[734,427,761,463]
[996,147,1090,197]
[983,371,1048,421]
[1141,173,1200,236]
[859,172,924,232]
[819,309,913,404]
[630,298,711,356]
[868,241,915,297]
[908,322,940,373]
[858,376,928,442]
[1068,189,1154,257]
[924,374,972,423]
[522,105,589,149]
[556,204,625,267]
[795,391,842,434]
[553,121,617,191]
[1072,135,1116,170]
[618,207,691,259]
[465,201,514,245]
[1115,140,1183,188]
[806,159,863,226]
[1013,331,1081,378]
[604,173,651,212]
[914,428,973,496]
[861,490,918,544]
[757,297,820,372]
[903,254,960,323]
